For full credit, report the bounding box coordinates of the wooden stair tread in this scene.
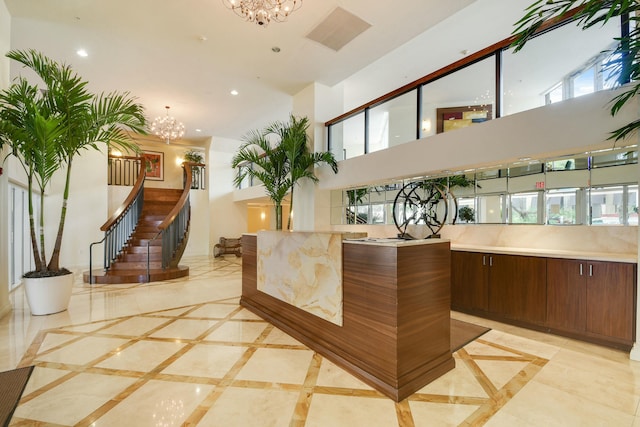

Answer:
[83,186,189,284]
[83,266,189,284]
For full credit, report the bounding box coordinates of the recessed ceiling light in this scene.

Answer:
[195,129,202,132]
[230,90,239,96]
[76,49,88,57]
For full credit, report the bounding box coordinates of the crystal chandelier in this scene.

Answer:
[150,106,185,144]
[222,0,302,26]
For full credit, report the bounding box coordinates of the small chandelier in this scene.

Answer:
[150,106,185,144]
[222,0,302,26]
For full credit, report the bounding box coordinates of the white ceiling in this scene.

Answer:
[4,0,476,143]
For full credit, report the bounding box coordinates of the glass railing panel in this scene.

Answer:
[502,17,621,116]
[329,113,365,160]
[421,56,495,138]
[369,90,417,152]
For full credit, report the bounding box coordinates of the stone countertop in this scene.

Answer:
[451,244,637,263]
[343,237,450,247]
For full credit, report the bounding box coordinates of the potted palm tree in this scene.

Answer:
[0,49,146,315]
[231,114,338,230]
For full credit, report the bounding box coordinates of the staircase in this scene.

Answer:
[83,188,189,284]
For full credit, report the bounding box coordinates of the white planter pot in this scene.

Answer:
[23,272,74,316]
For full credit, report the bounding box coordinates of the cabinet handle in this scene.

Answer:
[580,264,583,276]
[483,255,486,266]
[489,256,493,267]
[589,264,593,277]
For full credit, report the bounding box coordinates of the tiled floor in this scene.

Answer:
[2,256,640,426]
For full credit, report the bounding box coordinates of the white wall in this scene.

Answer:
[48,149,109,273]
[210,137,247,248]
[0,0,12,319]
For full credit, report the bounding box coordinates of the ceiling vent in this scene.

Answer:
[306,7,371,52]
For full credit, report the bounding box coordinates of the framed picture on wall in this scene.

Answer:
[142,151,164,181]
[436,105,492,134]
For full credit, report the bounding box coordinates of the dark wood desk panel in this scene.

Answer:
[241,234,454,401]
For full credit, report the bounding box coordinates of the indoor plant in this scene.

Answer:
[231,114,338,230]
[0,49,146,315]
[184,149,205,189]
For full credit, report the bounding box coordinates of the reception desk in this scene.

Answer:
[241,232,453,401]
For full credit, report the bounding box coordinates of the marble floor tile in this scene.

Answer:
[21,366,70,395]
[149,318,219,340]
[488,380,635,426]
[205,319,267,343]
[184,303,239,319]
[98,316,170,337]
[96,340,185,372]
[195,386,298,427]
[38,331,79,352]
[305,394,398,427]
[231,308,263,320]
[13,373,136,425]
[409,400,481,427]
[161,343,248,379]
[4,256,640,426]
[93,379,215,427]
[262,326,304,346]
[415,354,488,398]
[315,358,374,390]
[235,347,315,384]
[35,335,128,366]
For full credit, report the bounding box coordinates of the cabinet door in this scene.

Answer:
[451,251,488,311]
[489,254,547,323]
[546,258,586,332]
[586,261,635,341]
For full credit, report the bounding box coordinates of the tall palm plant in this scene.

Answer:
[232,128,291,229]
[231,115,338,230]
[0,49,146,277]
[264,115,338,229]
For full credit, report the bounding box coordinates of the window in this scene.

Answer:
[477,194,506,223]
[590,185,638,226]
[545,83,563,105]
[571,67,595,98]
[546,188,582,225]
[510,192,541,224]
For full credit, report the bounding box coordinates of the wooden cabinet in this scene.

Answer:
[488,254,547,324]
[452,250,636,350]
[451,251,488,312]
[451,251,546,324]
[547,258,635,344]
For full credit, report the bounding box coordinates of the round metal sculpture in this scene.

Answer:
[393,180,448,239]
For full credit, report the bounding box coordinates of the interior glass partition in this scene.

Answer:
[368,90,417,153]
[325,14,627,160]
[501,17,621,116]
[329,112,365,161]
[421,56,496,138]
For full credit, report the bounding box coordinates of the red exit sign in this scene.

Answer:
[535,181,545,189]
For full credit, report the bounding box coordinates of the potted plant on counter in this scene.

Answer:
[0,49,146,315]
